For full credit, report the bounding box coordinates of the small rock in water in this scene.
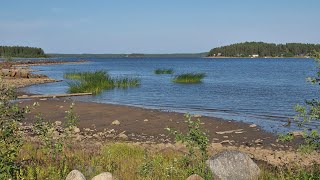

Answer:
[92,172,113,180]
[65,170,86,180]
[249,124,257,128]
[111,120,120,125]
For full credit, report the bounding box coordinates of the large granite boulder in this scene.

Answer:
[65,170,86,180]
[206,150,260,180]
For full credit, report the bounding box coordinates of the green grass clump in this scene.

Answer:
[154,69,174,74]
[64,70,140,94]
[172,73,206,83]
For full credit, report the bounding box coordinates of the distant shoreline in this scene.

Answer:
[204,56,310,59]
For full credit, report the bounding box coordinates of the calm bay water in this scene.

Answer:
[24,58,319,133]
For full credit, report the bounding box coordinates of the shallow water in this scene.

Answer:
[23,57,319,133]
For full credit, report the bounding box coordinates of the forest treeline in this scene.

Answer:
[207,42,320,57]
[0,46,46,58]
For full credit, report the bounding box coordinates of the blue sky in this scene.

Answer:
[0,0,319,54]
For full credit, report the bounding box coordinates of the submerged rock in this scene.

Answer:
[206,150,260,180]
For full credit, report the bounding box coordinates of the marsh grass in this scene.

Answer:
[64,71,140,94]
[154,69,174,74]
[172,73,205,83]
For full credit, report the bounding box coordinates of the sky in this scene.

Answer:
[0,0,319,54]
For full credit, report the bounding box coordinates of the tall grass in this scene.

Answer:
[154,69,174,74]
[64,71,140,94]
[172,73,205,83]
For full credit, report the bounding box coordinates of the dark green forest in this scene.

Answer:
[208,42,320,57]
[0,46,47,58]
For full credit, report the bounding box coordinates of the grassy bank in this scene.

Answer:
[64,71,140,94]
[172,73,205,83]
[16,141,320,180]
[154,69,174,74]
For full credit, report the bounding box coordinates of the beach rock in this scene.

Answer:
[292,131,304,137]
[249,124,257,128]
[74,127,81,133]
[211,143,223,149]
[55,121,62,126]
[206,150,260,180]
[144,119,149,122]
[65,170,86,180]
[186,174,204,180]
[111,120,120,125]
[118,133,128,140]
[216,129,243,135]
[91,172,113,180]
[107,129,115,134]
[255,139,263,144]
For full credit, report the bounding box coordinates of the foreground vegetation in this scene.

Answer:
[154,69,174,74]
[0,46,47,58]
[64,71,140,94]
[1,80,320,179]
[208,42,320,57]
[172,73,206,83]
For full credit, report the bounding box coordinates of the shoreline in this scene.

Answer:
[10,59,300,149]
[19,98,285,148]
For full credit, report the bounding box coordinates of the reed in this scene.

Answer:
[172,73,206,83]
[154,69,174,74]
[65,71,140,94]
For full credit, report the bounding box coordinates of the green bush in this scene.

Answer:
[166,114,211,179]
[0,81,24,179]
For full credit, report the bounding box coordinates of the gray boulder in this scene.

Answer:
[91,172,113,180]
[65,170,86,180]
[206,150,260,180]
